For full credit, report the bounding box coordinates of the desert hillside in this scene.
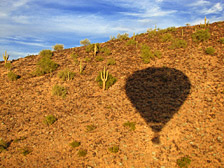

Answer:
[0,21,224,168]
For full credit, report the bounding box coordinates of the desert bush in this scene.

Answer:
[71,52,79,64]
[77,149,87,157]
[123,121,136,131]
[86,125,96,132]
[100,47,111,55]
[141,44,154,63]
[108,145,119,153]
[107,58,116,66]
[39,49,53,58]
[95,56,104,62]
[147,29,157,38]
[86,43,100,53]
[117,33,129,40]
[110,36,116,41]
[4,62,12,70]
[80,39,91,46]
[7,71,20,81]
[35,57,59,76]
[205,47,215,55]
[219,37,224,44]
[70,141,81,148]
[126,38,136,45]
[52,84,67,98]
[169,39,187,49]
[44,115,57,126]
[154,50,162,59]
[161,33,173,42]
[192,29,210,42]
[96,71,117,90]
[53,44,64,51]
[0,138,9,153]
[58,69,75,81]
[176,156,191,168]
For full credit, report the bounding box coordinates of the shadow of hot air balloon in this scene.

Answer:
[125,67,191,144]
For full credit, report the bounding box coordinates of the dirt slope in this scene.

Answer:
[0,21,224,168]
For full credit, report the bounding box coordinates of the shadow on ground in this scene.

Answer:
[125,67,191,144]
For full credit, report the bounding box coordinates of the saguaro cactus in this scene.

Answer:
[3,50,9,64]
[94,44,98,57]
[204,16,207,26]
[101,66,108,90]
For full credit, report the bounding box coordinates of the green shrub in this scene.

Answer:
[80,39,91,46]
[100,47,111,55]
[53,44,64,51]
[0,139,9,153]
[108,145,119,153]
[95,56,104,62]
[205,47,215,55]
[117,33,129,40]
[39,49,53,58]
[69,141,81,148]
[52,84,67,98]
[86,125,96,132]
[177,156,191,168]
[71,52,79,65]
[161,33,173,42]
[141,44,154,63]
[147,29,157,38]
[154,50,162,59]
[7,71,20,81]
[35,57,59,76]
[4,62,12,70]
[77,149,87,157]
[169,39,187,49]
[126,39,136,45]
[192,29,210,42]
[123,121,136,131]
[219,37,224,44]
[58,69,75,81]
[96,72,117,90]
[84,57,91,62]
[85,43,100,53]
[107,58,116,65]
[20,147,32,156]
[44,115,57,126]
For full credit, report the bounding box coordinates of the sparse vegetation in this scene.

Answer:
[52,84,67,98]
[86,125,96,132]
[0,139,9,153]
[154,50,162,59]
[123,121,136,131]
[126,38,136,45]
[7,71,20,81]
[176,156,191,168]
[107,58,116,65]
[86,43,100,53]
[4,62,12,70]
[34,56,59,76]
[77,149,87,157]
[219,37,224,44]
[71,52,79,65]
[14,136,27,143]
[169,39,187,49]
[44,115,57,126]
[101,47,111,55]
[117,33,129,40]
[96,67,117,90]
[161,33,173,42]
[108,145,119,153]
[2,50,9,64]
[39,49,53,58]
[20,147,32,156]
[205,47,215,55]
[58,69,75,81]
[80,39,91,46]
[141,44,154,63]
[192,29,210,42]
[70,141,81,148]
[53,44,64,51]
[95,55,104,62]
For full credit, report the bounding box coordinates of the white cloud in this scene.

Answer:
[188,0,210,7]
[201,3,223,14]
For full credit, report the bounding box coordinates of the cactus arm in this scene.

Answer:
[101,66,108,90]
[3,50,9,64]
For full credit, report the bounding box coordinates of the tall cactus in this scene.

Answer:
[101,66,108,90]
[204,16,207,27]
[94,43,98,57]
[3,50,9,64]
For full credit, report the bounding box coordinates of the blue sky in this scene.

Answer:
[0,0,223,61]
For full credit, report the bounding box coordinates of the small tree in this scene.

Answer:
[53,44,64,51]
[80,39,91,46]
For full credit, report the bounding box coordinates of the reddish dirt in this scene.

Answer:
[0,21,224,168]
